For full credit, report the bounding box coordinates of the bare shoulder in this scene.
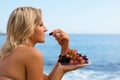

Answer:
[13,45,43,63]
[13,46,44,80]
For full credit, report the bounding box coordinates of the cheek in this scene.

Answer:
[34,27,42,35]
[34,27,43,40]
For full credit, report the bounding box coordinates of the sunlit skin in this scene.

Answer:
[0,23,90,80]
[0,7,90,80]
[27,22,47,47]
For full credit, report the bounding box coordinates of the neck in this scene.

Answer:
[26,38,36,47]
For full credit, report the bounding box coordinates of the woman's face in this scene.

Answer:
[33,22,48,43]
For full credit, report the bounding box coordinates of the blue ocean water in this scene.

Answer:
[0,34,120,80]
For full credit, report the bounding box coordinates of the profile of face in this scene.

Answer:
[33,22,48,43]
[7,7,48,46]
[0,7,49,59]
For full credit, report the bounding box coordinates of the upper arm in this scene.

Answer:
[24,48,44,80]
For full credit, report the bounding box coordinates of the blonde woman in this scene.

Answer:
[0,7,87,80]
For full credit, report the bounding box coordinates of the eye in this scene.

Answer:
[39,23,43,26]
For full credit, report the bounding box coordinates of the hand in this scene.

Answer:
[50,29,69,55]
[58,62,91,73]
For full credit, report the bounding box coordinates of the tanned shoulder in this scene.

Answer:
[13,46,43,65]
[22,47,44,80]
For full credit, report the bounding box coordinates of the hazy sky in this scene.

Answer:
[0,0,120,34]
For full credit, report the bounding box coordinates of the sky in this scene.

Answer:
[0,0,120,34]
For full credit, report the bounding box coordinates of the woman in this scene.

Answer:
[0,7,87,80]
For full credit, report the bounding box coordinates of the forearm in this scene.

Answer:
[43,62,59,80]
[48,62,60,80]
[45,48,68,80]
[50,64,65,80]
[47,48,70,80]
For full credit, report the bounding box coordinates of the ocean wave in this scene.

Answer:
[62,70,120,80]
[84,61,120,72]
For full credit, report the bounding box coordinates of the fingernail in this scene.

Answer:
[49,32,53,36]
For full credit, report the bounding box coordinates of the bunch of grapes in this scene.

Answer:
[58,49,89,65]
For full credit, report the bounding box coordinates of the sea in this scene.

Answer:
[0,34,120,80]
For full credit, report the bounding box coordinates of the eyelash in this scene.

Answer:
[39,23,43,26]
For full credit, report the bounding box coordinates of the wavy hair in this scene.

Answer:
[0,7,42,59]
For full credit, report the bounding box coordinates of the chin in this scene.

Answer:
[42,41,45,43]
[39,40,45,43]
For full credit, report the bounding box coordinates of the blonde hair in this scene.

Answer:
[0,7,42,59]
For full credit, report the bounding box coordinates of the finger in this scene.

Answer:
[54,32,63,40]
[49,29,62,36]
[52,29,64,36]
[50,29,68,40]
[58,32,69,41]
[53,34,63,45]
[55,32,68,43]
